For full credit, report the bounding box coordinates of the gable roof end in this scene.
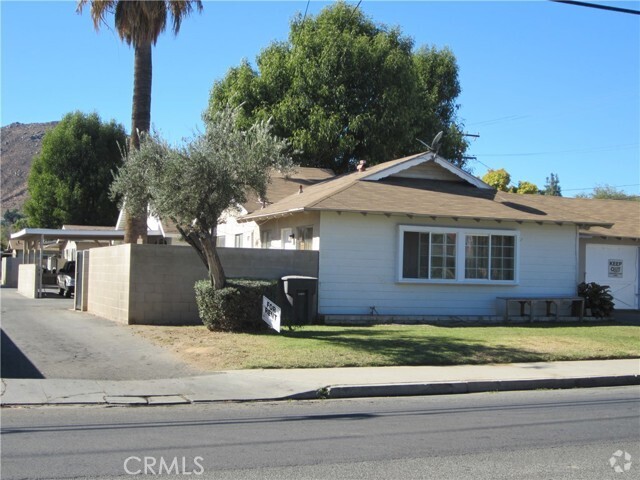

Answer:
[362,152,491,189]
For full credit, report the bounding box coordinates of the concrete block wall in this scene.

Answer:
[86,244,319,325]
[2,257,22,287]
[17,264,37,298]
[87,244,131,324]
[218,247,319,279]
[127,244,207,325]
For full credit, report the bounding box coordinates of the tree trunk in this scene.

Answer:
[201,235,226,289]
[124,42,152,244]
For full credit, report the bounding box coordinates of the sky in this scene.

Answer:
[1,0,639,197]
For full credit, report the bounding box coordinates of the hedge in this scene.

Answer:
[194,279,278,332]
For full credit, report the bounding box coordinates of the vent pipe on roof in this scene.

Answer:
[299,185,304,194]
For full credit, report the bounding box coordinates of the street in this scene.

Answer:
[2,386,639,479]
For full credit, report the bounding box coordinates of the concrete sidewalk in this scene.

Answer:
[2,358,638,406]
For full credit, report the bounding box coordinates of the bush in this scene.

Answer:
[195,279,278,332]
[578,282,614,318]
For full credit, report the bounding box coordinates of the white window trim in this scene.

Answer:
[397,225,520,285]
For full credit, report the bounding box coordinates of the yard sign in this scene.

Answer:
[262,296,281,333]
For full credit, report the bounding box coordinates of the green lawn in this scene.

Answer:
[133,321,640,370]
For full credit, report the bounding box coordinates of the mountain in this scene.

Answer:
[1,121,58,214]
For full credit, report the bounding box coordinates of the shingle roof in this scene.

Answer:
[241,155,628,231]
[573,198,640,239]
[241,167,335,214]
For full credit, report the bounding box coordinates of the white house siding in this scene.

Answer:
[256,212,322,250]
[317,212,579,316]
[217,208,260,248]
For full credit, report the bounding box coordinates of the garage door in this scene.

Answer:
[585,244,639,309]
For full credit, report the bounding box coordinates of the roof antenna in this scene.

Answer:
[416,131,443,155]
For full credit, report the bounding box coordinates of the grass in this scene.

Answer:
[131,320,640,371]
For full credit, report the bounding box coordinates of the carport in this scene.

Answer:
[9,228,127,299]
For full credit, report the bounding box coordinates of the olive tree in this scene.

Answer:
[111,105,293,288]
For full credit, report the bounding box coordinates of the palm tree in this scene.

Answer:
[77,0,202,243]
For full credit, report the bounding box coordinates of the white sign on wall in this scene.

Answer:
[608,259,623,278]
[262,296,281,333]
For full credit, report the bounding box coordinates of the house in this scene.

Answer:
[114,210,184,245]
[59,225,115,263]
[239,151,639,319]
[216,167,335,249]
[122,167,335,249]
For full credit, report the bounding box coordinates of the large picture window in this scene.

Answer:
[465,234,515,281]
[399,226,518,284]
[402,232,456,279]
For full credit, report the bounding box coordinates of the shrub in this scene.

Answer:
[578,282,614,318]
[195,279,278,332]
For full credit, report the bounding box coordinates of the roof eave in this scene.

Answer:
[241,207,614,227]
[239,208,306,223]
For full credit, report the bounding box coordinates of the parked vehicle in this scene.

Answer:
[57,261,75,298]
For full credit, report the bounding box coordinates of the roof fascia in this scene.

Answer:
[361,153,433,181]
[239,208,305,223]
[11,228,127,241]
[433,157,492,189]
[362,153,492,189]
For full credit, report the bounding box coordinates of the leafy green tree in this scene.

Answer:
[24,111,127,228]
[514,181,539,195]
[482,168,511,191]
[77,0,202,243]
[482,168,539,194]
[1,225,9,251]
[543,173,562,196]
[111,106,293,288]
[576,185,640,201]
[2,209,25,226]
[209,1,467,174]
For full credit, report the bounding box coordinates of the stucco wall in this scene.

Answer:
[317,212,579,317]
[1,257,22,287]
[87,244,318,325]
[17,264,37,298]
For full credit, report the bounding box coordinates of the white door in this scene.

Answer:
[281,228,295,250]
[585,244,639,309]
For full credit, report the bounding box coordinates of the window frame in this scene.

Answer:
[397,225,519,285]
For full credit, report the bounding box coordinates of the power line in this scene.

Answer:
[563,183,640,192]
[476,143,638,157]
[550,1,640,15]
[301,0,310,24]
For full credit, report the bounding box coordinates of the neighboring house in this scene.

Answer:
[216,167,335,249]
[59,225,114,263]
[240,152,638,318]
[114,210,185,245]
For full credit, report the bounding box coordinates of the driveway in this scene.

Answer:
[0,288,202,380]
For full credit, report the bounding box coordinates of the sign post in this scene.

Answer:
[262,296,281,333]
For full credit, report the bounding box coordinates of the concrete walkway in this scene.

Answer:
[2,359,638,406]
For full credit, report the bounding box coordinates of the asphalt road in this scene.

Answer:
[0,288,200,380]
[2,386,639,479]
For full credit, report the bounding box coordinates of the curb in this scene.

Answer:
[1,375,638,407]
[323,375,640,399]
